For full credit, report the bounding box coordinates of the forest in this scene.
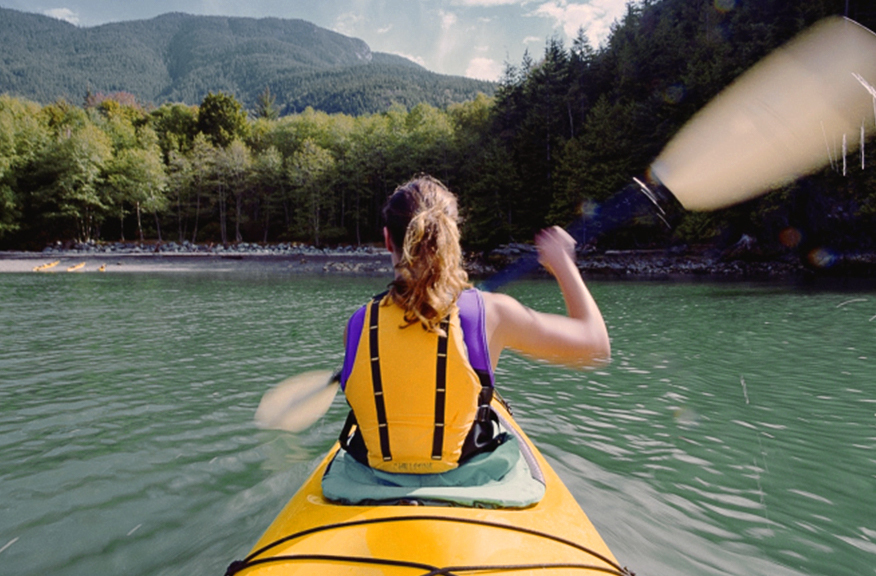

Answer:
[2,0,876,263]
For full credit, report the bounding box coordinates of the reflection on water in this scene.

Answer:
[1,273,874,576]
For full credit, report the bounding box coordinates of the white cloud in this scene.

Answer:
[465,57,503,81]
[452,0,528,6]
[332,11,364,37]
[523,35,542,44]
[434,9,460,64]
[377,24,393,34]
[43,8,79,25]
[391,52,428,68]
[532,0,627,47]
[440,10,458,30]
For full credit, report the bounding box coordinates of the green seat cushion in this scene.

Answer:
[321,432,546,509]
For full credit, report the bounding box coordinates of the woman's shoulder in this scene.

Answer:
[478,290,523,315]
[457,287,482,305]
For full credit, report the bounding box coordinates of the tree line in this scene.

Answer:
[0,89,499,250]
[2,0,875,258]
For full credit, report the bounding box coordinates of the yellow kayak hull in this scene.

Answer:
[231,400,629,576]
[33,260,60,272]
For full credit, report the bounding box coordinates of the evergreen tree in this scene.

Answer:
[255,86,280,121]
[196,92,250,149]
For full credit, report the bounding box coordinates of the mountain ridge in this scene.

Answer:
[0,7,494,115]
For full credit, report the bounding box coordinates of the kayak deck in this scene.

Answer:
[229,401,631,576]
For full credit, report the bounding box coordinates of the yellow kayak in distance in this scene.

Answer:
[227,398,631,576]
[32,260,60,272]
[66,262,86,272]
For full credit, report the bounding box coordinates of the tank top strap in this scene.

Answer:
[456,289,494,387]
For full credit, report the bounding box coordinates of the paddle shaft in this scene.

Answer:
[477,179,675,292]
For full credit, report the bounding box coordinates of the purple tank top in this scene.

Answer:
[340,289,494,389]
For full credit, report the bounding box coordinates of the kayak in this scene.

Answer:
[32,260,60,272]
[227,397,631,576]
[227,396,629,575]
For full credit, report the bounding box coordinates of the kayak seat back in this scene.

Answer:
[321,418,546,509]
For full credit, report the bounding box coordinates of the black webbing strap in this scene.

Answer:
[368,295,392,462]
[476,384,493,422]
[431,318,450,460]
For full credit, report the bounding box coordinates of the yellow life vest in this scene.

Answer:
[343,294,486,473]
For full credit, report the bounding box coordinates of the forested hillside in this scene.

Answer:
[0,8,494,115]
[2,0,875,273]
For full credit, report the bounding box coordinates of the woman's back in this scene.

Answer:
[339,175,610,473]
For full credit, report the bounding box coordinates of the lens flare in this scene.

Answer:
[579,199,598,219]
[714,0,736,13]
[808,247,837,268]
[663,83,686,104]
[779,227,802,248]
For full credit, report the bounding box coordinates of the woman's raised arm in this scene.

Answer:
[482,226,610,370]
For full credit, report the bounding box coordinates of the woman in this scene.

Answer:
[338,175,610,475]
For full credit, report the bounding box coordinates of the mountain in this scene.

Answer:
[0,8,495,115]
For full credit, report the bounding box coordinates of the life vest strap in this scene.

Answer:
[476,384,493,421]
[368,295,392,462]
[431,318,450,460]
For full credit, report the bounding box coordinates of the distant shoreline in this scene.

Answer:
[0,250,396,275]
[3,241,876,279]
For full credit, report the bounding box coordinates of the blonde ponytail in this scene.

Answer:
[383,175,470,331]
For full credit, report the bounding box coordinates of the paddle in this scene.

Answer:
[256,16,876,433]
[482,16,876,291]
[254,370,341,432]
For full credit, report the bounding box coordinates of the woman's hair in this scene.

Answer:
[383,175,470,331]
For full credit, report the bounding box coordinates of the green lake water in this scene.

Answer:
[1,271,874,575]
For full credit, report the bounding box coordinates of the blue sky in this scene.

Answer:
[0,0,631,81]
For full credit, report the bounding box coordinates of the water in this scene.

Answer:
[1,272,874,576]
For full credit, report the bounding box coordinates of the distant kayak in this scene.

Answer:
[32,260,60,272]
[227,397,632,576]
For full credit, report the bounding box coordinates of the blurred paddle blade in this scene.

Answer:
[652,17,876,211]
[255,370,339,432]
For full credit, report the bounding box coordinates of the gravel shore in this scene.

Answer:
[3,240,875,279]
[0,249,395,275]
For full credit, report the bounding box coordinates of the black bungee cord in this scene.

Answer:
[225,514,635,576]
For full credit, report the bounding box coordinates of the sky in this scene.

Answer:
[0,0,631,81]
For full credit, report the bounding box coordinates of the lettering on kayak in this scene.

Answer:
[391,461,445,473]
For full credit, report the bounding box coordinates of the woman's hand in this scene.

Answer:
[535,226,576,277]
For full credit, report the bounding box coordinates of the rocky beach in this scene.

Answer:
[5,239,867,280]
[0,242,396,275]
